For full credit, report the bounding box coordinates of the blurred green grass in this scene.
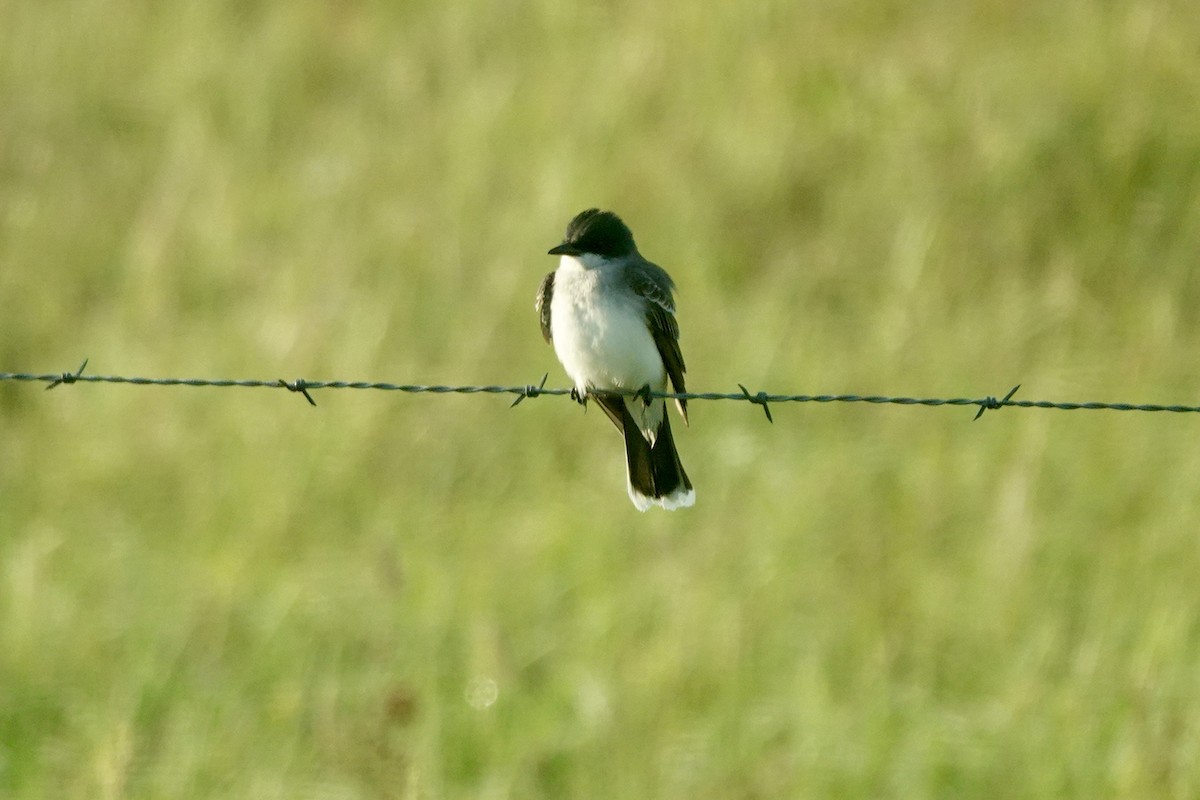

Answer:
[4,1,1200,797]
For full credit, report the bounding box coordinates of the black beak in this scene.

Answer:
[548,243,578,256]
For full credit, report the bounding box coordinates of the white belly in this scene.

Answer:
[549,258,666,394]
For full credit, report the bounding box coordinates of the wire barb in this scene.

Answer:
[45,358,89,391]
[510,373,549,407]
[738,384,774,423]
[973,384,1021,421]
[278,378,317,406]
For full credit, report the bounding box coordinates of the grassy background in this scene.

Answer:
[4,1,1200,797]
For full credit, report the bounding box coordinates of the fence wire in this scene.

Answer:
[4,360,1200,422]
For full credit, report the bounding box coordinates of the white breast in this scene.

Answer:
[550,255,666,393]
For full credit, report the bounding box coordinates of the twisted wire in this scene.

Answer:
[3,361,1199,419]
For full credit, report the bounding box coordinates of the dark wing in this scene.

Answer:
[628,262,689,425]
[535,271,555,344]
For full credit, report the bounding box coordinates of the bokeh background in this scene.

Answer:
[4,1,1200,797]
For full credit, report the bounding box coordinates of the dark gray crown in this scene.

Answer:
[559,209,637,258]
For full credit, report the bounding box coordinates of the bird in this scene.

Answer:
[535,209,695,511]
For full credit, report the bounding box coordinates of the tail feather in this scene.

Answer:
[649,413,693,510]
[620,403,694,512]
[618,404,658,511]
[592,392,695,511]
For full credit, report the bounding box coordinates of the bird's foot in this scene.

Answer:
[570,387,588,409]
[636,383,654,407]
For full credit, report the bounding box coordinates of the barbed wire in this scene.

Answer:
[2,360,1199,421]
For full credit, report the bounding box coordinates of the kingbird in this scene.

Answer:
[536,209,695,511]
